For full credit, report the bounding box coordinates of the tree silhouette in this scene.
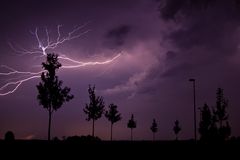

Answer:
[219,121,231,141]
[199,88,231,142]
[173,120,181,140]
[105,103,122,141]
[127,114,136,141]
[214,88,229,127]
[214,88,231,140]
[4,131,15,141]
[84,85,105,137]
[199,103,222,142]
[150,119,158,141]
[199,103,212,142]
[37,53,74,141]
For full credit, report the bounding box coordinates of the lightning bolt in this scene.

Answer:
[0,24,121,96]
[61,53,121,68]
[0,76,41,96]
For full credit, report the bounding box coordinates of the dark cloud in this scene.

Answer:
[104,25,132,48]
[158,0,185,20]
[157,0,235,20]
[161,63,192,78]
[168,15,240,55]
[158,0,240,72]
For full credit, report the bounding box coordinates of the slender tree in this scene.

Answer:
[173,120,181,140]
[199,103,212,142]
[150,119,158,141]
[199,88,231,142]
[105,103,122,141]
[37,53,74,141]
[214,88,231,141]
[127,114,136,141]
[214,88,229,128]
[84,85,105,137]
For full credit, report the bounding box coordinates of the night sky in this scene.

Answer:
[0,0,240,140]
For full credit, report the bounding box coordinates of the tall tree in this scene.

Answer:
[84,85,105,137]
[173,120,181,140]
[199,103,212,142]
[214,88,231,141]
[37,53,74,141]
[199,88,231,142]
[105,103,122,141]
[150,119,158,141]
[127,114,136,141]
[214,88,229,128]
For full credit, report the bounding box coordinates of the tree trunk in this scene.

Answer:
[48,109,52,141]
[153,133,155,141]
[110,123,113,141]
[92,119,95,137]
[131,128,133,141]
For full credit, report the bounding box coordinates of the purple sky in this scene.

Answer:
[0,0,240,140]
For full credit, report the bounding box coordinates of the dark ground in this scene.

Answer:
[0,140,239,158]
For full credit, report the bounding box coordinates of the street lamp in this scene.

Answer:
[189,78,197,143]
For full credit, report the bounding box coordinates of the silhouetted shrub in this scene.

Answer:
[53,136,60,141]
[4,131,15,141]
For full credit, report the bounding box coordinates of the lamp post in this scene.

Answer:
[189,78,197,143]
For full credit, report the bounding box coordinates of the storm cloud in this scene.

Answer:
[0,0,240,140]
[104,25,132,48]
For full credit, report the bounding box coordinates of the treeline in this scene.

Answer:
[4,53,233,143]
